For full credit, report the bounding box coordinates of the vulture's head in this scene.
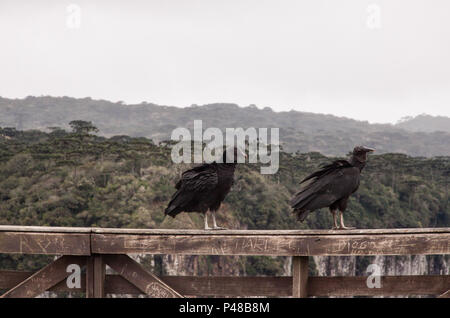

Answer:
[352,146,375,163]
[223,146,247,164]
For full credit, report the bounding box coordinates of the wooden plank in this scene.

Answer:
[85,256,94,298]
[1,225,449,257]
[104,275,142,295]
[85,255,106,298]
[151,275,450,297]
[45,275,450,297]
[292,256,309,297]
[438,290,450,298]
[1,271,449,297]
[0,270,33,289]
[1,225,448,235]
[0,232,91,255]
[103,254,183,298]
[0,224,447,258]
[0,256,85,298]
[51,274,142,295]
[0,225,93,233]
[91,227,450,236]
[0,272,140,295]
[309,275,450,297]
[93,255,105,298]
[1,272,289,296]
[43,274,450,297]
[91,233,450,256]
[60,274,450,297]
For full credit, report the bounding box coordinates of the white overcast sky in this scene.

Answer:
[1,0,449,123]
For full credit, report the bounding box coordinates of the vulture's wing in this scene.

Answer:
[178,164,219,192]
[165,164,219,217]
[300,160,351,184]
[175,163,218,190]
[291,160,359,212]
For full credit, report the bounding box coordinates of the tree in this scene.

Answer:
[69,120,99,135]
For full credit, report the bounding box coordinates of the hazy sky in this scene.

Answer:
[1,0,449,123]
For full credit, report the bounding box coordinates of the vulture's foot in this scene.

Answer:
[203,213,211,230]
[210,211,226,230]
[338,212,355,230]
[330,210,339,230]
[338,225,355,230]
[212,226,227,230]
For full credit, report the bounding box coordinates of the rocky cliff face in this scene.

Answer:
[140,253,449,278]
[312,255,449,277]
[139,253,449,297]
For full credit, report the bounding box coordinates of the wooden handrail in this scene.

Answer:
[1,226,449,298]
[1,226,449,256]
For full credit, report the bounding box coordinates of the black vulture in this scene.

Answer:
[165,147,246,230]
[290,146,374,229]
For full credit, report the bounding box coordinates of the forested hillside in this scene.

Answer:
[396,114,450,133]
[0,123,448,277]
[1,96,450,156]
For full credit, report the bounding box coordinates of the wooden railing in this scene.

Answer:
[0,226,449,298]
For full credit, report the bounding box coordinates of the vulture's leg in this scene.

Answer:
[211,210,227,230]
[338,211,355,230]
[330,210,339,230]
[204,211,212,230]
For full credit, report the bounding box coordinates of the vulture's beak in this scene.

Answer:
[363,147,375,153]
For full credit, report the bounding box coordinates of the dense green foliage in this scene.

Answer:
[0,124,448,276]
[1,96,450,156]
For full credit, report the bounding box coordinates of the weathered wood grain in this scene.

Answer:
[0,256,85,298]
[0,225,93,233]
[292,256,309,297]
[85,255,105,298]
[103,254,183,298]
[0,270,33,289]
[53,274,143,295]
[309,275,450,297]
[85,257,94,298]
[0,232,90,255]
[93,255,105,298]
[1,226,449,256]
[91,233,450,256]
[2,271,448,297]
[1,225,449,235]
[90,227,450,236]
[438,290,450,298]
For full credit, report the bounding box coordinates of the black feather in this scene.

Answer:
[291,149,371,223]
[165,149,239,219]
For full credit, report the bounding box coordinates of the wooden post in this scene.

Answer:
[292,256,309,298]
[93,255,105,298]
[85,256,94,298]
[86,255,105,298]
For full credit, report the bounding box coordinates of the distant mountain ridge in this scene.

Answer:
[0,96,449,157]
[396,114,450,133]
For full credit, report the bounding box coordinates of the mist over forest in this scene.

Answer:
[1,96,450,157]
